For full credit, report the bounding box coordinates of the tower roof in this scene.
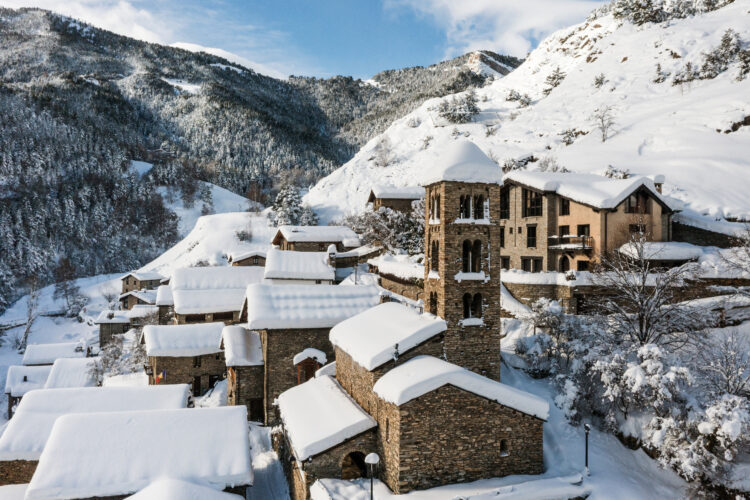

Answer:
[421,140,502,186]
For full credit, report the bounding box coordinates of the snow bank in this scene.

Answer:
[25,407,252,499]
[0,385,189,460]
[161,78,201,94]
[4,365,51,397]
[222,326,263,367]
[370,185,424,200]
[330,302,446,371]
[373,356,549,420]
[275,225,360,245]
[421,140,502,186]
[244,284,380,329]
[171,266,265,315]
[43,358,97,389]
[102,371,149,387]
[293,348,327,366]
[368,254,424,281]
[126,478,243,500]
[500,284,531,316]
[618,241,706,261]
[0,484,27,500]
[142,322,224,357]
[22,342,85,366]
[264,249,335,281]
[277,375,376,460]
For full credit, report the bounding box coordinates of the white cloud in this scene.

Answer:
[386,0,605,58]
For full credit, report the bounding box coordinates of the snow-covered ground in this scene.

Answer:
[306,2,750,228]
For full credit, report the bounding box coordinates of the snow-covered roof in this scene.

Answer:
[618,241,705,261]
[264,249,335,281]
[4,365,51,397]
[504,171,672,211]
[421,140,502,186]
[293,348,327,366]
[22,342,85,366]
[373,356,549,420]
[0,385,190,460]
[171,266,265,315]
[243,284,380,330]
[274,225,360,245]
[277,375,376,460]
[221,326,263,367]
[230,249,267,262]
[142,322,224,357]
[43,358,98,389]
[335,244,383,259]
[120,271,164,282]
[369,185,424,200]
[94,305,159,324]
[25,407,252,499]
[119,289,157,304]
[126,478,243,500]
[330,303,446,371]
[368,254,424,281]
[155,284,174,306]
[315,361,336,378]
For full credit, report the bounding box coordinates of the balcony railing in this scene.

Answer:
[548,235,593,251]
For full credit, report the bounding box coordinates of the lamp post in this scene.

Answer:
[584,423,591,476]
[365,452,380,500]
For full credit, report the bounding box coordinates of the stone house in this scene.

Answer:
[120,271,163,294]
[240,283,380,425]
[500,171,674,273]
[95,305,159,348]
[263,249,335,285]
[222,326,265,422]
[142,322,226,397]
[272,225,361,252]
[155,284,174,325]
[4,365,51,419]
[229,249,267,266]
[330,245,384,270]
[367,254,425,303]
[21,342,86,366]
[367,185,424,213]
[118,288,157,310]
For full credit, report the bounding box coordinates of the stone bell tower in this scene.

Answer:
[423,141,503,380]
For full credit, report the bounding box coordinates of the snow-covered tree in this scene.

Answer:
[437,90,480,124]
[543,67,566,95]
[696,329,750,398]
[594,73,607,88]
[269,184,318,227]
[53,257,87,317]
[372,136,395,168]
[340,200,424,255]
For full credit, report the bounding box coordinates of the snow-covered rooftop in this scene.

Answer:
[330,303,446,371]
[0,385,190,460]
[119,289,157,304]
[171,266,265,315]
[22,342,85,366]
[121,271,164,282]
[155,284,174,306]
[373,356,549,420]
[274,225,360,245]
[504,171,671,210]
[25,407,252,499]
[126,478,244,500]
[277,375,376,460]
[264,249,335,281]
[230,249,267,262]
[4,365,51,397]
[244,284,380,330]
[94,305,159,324]
[335,244,383,259]
[421,140,502,186]
[142,322,224,357]
[368,253,424,281]
[221,326,263,367]
[293,347,327,366]
[43,358,98,389]
[369,185,424,200]
[618,241,706,261]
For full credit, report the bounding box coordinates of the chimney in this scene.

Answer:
[327,244,337,267]
[652,174,665,194]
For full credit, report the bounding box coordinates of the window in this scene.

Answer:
[297,358,319,384]
[500,227,505,248]
[462,293,483,318]
[252,256,258,265]
[509,227,513,234]
[185,314,205,323]
[249,398,263,422]
[429,292,438,315]
[431,194,441,219]
[501,257,510,270]
[629,224,647,234]
[192,376,202,397]
[559,225,570,238]
[526,226,537,248]
[626,192,650,214]
[318,244,326,251]
[208,374,220,389]
[473,195,485,219]
[462,240,482,273]
[463,293,472,318]
[577,260,590,271]
[431,241,439,271]
[386,418,390,442]
[193,356,202,368]
[462,240,472,273]
[500,187,510,219]
[521,258,531,272]
[213,311,234,321]
[459,195,472,219]
[560,198,570,216]
[522,189,543,217]
[522,257,543,272]
[533,258,543,272]
[472,240,482,272]
[500,439,509,457]
[577,224,590,237]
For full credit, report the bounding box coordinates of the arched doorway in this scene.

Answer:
[341,451,367,479]
[559,256,570,272]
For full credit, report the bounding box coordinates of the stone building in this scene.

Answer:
[222,325,265,422]
[263,249,335,285]
[142,322,226,397]
[240,283,380,425]
[500,170,674,272]
[367,185,424,213]
[21,342,86,366]
[155,284,174,325]
[272,225,361,252]
[275,302,548,499]
[120,271,163,294]
[229,249,267,266]
[3,365,51,419]
[95,305,159,348]
[423,140,504,380]
[118,288,157,310]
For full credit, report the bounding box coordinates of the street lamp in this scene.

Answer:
[365,452,380,500]
[584,423,591,476]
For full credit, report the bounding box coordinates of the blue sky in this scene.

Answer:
[0,0,607,79]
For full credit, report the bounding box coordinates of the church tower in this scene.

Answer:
[423,141,503,380]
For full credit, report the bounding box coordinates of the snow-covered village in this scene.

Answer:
[0,0,749,499]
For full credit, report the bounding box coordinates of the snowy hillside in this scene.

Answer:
[306,2,750,224]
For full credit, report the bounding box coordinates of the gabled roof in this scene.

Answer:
[44,358,98,389]
[368,185,424,201]
[22,342,85,366]
[221,326,263,367]
[230,249,267,262]
[243,284,380,330]
[4,365,51,397]
[170,266,265,315]
[25,407,252,499]
[94,306,159,324]
[272,225,360,246]
[142,323,224,357]
[264,249,335,281]
[373,356,549,420]
[330,303,446,371]
[421,140,502,186]
[277,375,376,461]
[126,478,244,500]
[119,289,157,304]
[503,171,674,212]
[120,271,164,282]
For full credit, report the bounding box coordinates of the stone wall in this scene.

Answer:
[673,222,737,248]
[373,198,415,213]
[281,240,347,252]
[99,323,129,348]
[233,256,266,266]
[148,352,226,396]
[261,328,334,425]
[158,305,174,325]
[228,365,264,421]
[0,459,38,485]
[174,310,240,325]
[378,274,424,302]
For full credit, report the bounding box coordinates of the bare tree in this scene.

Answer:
[721,226,750,278]
[20,278,40,352]
[100,286,118,309]
[591,105,616,142]
[53,257,87,316]
[372,136,395,168]
[697,329,750,398]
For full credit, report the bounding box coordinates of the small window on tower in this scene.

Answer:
[500,439,509,457]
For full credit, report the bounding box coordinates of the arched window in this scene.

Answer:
[459,195,472,219]
[559,256,570,272]
[436,195,441,219]
[341,452,367,480]
[471,293,483,318]
[472,240,482,273]
[429,292,438,315]
[462,240,472,272]
[431,241,439,271]
[462,293,472,319]
[474,195,485,219]
[500,439,509,457]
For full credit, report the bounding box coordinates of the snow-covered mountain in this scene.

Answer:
[306,2,750,226]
